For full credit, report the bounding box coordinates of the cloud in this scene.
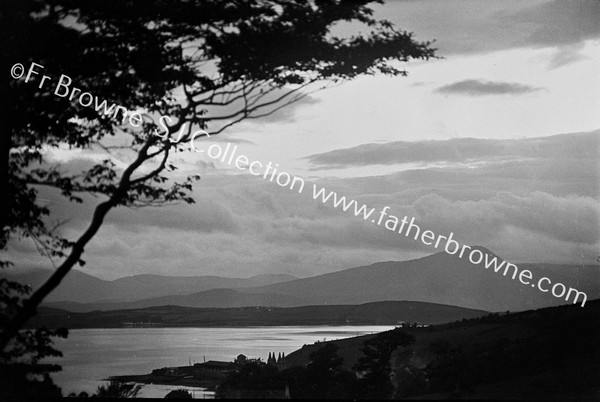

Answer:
[507,0,600,49]
[247,95,320,124]
[305,130,599,170]
[372,0,600,66]
[7,130,599,280]
[547,43,589,69]
[434,79,543,96]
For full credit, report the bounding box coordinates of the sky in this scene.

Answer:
[8,0,600,280]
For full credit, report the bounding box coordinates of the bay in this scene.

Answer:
[45,326,393,399]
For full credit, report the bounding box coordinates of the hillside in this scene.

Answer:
[25,301,488,328]
[281,299,600,399]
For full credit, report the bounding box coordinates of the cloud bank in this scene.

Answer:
[435,79,543,96]
[6,131,598,281]
[305,130,599,170]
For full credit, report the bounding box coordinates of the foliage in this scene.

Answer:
[219,304,600,399]
[219,333,420,399]
[0,277,67,400]
[93,381,143,398]
[216,361,283,399]
[289,343,357,399]
[425,306,600,398]
[164,388,192,399]
[353,328,415,398]
[218,344,357,399]
[306,342,344,374]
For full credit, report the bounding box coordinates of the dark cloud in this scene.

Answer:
[371,0,600,66]
[305,130,599,170]
[434,79,543,96]
[506,0,600,49]
[210,135,256,145]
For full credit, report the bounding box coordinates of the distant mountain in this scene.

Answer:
[237,247,599,311]
[26,301,488,329]
[46,288,306,311]
[2,269,297,303]
[14,247,600,312]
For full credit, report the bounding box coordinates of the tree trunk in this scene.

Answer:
[0,200,112,350]
[0,137,154,351]
[0,0,23,242]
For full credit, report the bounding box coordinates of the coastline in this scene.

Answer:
[108,371,219,390]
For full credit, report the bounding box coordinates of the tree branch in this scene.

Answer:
[0,138,156,351]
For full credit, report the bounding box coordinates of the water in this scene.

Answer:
[45,326,393,399]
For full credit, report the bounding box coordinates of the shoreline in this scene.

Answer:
[108,373,218,390]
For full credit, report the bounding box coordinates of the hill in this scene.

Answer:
[72,246,594,312]
[2,269,296,303]
[281,299,600,399]
[12,247,599,313]
[25,301,488,328]
[238,247,599,311]
[46,288,307,312]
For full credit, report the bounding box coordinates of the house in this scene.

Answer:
[194,360,234,374]
[234,354,262,366]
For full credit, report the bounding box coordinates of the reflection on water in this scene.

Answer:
[45,326,392,399]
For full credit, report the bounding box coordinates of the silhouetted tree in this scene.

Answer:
[94,380,142,398]
[296,343,356,399]
[306,343,344,374]
[164,388,192,399]
[0,278,66,401]
[354,328,415,398]
[216,361,282,399]
[219,343,357,399]
[425,344,474,397]
[0,0,436,359]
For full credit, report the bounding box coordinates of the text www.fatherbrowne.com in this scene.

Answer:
[311,185,588,308]
[176,137,589,308]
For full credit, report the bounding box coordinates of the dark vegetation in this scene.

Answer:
[217,329,417,399]
[0,279,66,401]
[66,380,142,398]
[218,343,355,399]
[93,381,142,398]
[218,300,600,399]
[165,389,192,399]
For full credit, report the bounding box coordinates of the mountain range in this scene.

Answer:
[2,269,297,303]
[7,246,599,312]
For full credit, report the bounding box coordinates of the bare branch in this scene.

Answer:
[130,146,171,186]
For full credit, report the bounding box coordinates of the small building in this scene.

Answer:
[194,360,234,374]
